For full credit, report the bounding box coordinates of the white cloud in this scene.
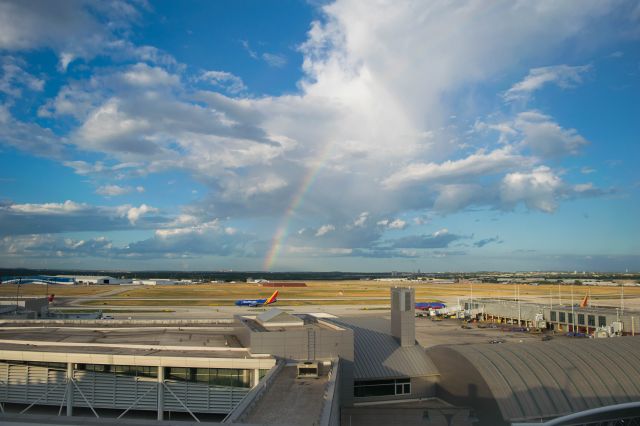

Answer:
[353,212,369,227]
[125,204,157,225]
[516,111,588,157]
[0,0,145,67]
[122,63,179,87]
[9,200,87,215]
[262,53,287,68]
[500,166,563,212]
[0,200,167,235]
[96,184,133,197]
[199,70,246,94]
[1,0,629,262]
[0,57,44,96]
[315,224,336,236]
[504,64,591,101]
[434,184,484,213]
[387,219,407,230]
[382,147,527,189]
[77,98,152,153]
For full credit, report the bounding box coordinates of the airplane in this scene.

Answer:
[415,302,446,311]
[235,290,279,307]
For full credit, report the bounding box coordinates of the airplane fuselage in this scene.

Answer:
[415,302,446,311]
[235,299,268,307]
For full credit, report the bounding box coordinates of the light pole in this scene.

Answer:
[15,277,22,317]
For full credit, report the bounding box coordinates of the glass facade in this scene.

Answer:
[354,378,411,398]
[165,367,250,388]
[77,364,157,378]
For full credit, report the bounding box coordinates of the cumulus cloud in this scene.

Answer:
[122,63,179,87]
[96,184,133,197]
[475,111,589,159]
[505,64,591,101]
[390,228,464,249]
[315,224,336,237]
[515,111,589,157]
[377,218,407,230]
[0,0,146,70]
[199,70,247,94]
[352,212,369,228]
[0,105,65,158]
[383,147,527,189]
[500,166,563,212]
[0,56,44,96]
[0,200,165,235]
[1,0,632,266]
[125,204,157,225]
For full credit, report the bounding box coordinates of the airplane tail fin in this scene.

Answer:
[265,290,279,305]
[579,293,589,308]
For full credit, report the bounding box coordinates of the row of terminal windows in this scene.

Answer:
[354,378,411,398]
[165,367,250,388]
[77,364,157,378]
[1,361,253,388]
[550,311,606,327]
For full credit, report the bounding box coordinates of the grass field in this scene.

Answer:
[3,281,639,308]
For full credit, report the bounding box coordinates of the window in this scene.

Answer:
[404,292,411,311]
[568,313,573,324]
[164,367,250,388]
[559,312,566,323]
[550,311,557,322]
[78,364,157,378]
[354,378,411,398]
[598,316,607,327]
[588,315,595,327]
[578,314,585,325]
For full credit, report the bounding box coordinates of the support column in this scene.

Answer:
[251,369,260,388]
[66,363,74,417]
[157,366,164,421]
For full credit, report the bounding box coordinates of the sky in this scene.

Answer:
[0,0,639,272]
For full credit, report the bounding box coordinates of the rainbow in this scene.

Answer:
[263,143,333,270]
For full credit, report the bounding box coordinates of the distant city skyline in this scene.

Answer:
[0,1,639,272]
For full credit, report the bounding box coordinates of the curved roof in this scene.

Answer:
[428,337,640,423]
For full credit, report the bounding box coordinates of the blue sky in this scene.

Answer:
[0,0,639,272]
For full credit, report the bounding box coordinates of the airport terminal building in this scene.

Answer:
[0,288,639,425]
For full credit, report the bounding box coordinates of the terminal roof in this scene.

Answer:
[429,337,640,423]
[333,317,439,380]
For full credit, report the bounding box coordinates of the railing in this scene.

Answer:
[221,361,284,424]
[0,318,234,326]
[318,359,341,426]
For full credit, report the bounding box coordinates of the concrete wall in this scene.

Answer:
[246,326,354,362]
[391,287,415,347]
